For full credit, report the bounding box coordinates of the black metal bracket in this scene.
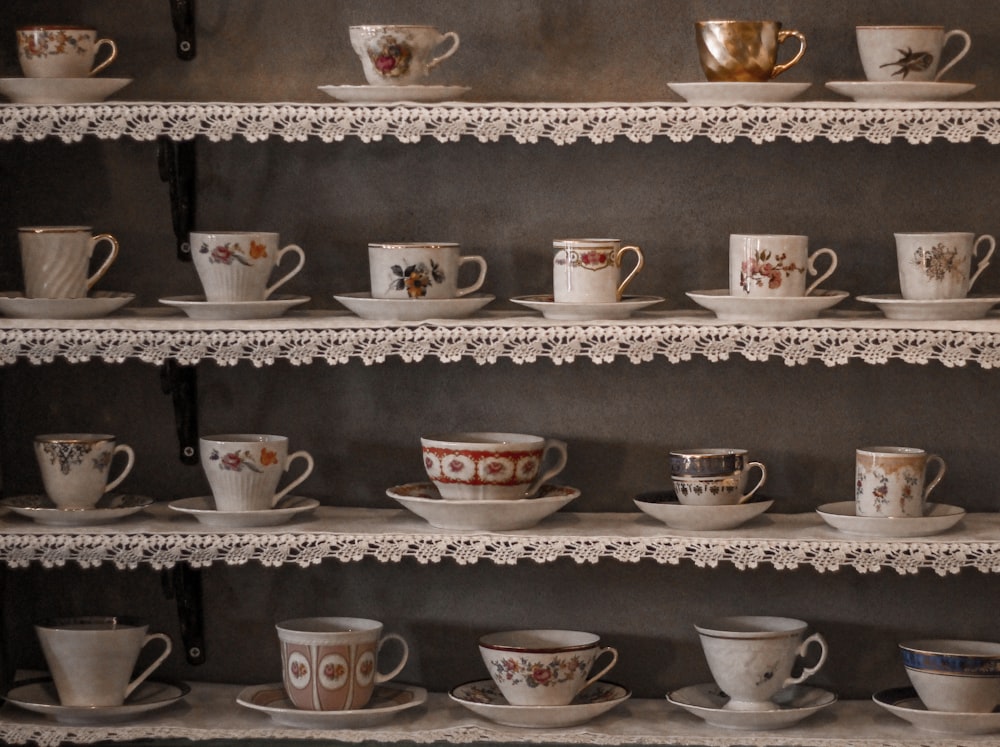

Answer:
[157,137,196,262]
[162,566,206,665]
[169,0,196,60]
[160,360,199,466]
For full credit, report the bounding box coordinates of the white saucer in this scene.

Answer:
[158,294,310,320]
[318,84,471,103]
[873,686,1000,735]
[449,680,629,728]
[668,82,811,105]
[2,678,189,725]
[0,494,153,526]
[0,291,135,319]
[815,501,966,537]
[334,292,494,321]
[633,492,773,530]
[856,294,1000,321]
[825,81,975,103]
[237,682,427,728]
[667,683,836,731]
[168,496,319,527]
[0,77,132,105]
[686,289,849,322]
[386,483,580,531]
[510,295,665,321]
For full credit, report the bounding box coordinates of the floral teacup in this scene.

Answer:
[199,434,314,511]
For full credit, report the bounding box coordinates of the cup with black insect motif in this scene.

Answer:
[856,26,971,82]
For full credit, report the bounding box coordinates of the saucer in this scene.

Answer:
[633,491,773,530]
[0,494,154,526]
[318,85,471,103]
[825,81,975,103]
[168,496,319,527]
[0,77,132,104]
[0,291,135,319]
[856,294,1000,321]
[334,292,494,321]
[386,483,580,531]
[158,294,310,320]
[667,683,836,731]
[2,677,189,725]
[873,686,1000,735]
[686,289,849,322]
[237,682,427,728]
[449,680,629,728]
[815,501,966,537]
[667,82,811,105]
[510,295,665,321]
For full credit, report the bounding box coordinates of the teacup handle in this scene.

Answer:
[103,444,136,494]
[272,450,315,505]
[123,633,172,700]
[264,244,306,299]
[427,31,461,71]
[614,245,645,301]
[968,234,996,291]
[785,632,828,687]
[804,247,838,296]
[456,255,488,297]
[922,454,947,502]
[374,633,410,684]
[85,234,120,291]
[935,29,972,81]
[582,646,619,691]
[738,461,767,504]
[525,439,569,497]
[772,30,807,79]
[89,38,118,77]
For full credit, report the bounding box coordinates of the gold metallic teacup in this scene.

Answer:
[696,20,806,82]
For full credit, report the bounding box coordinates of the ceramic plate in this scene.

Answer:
[856,294,1000,321]
[633,492,772,530]
[386,483,579,531]
[873,686,1000,735]
[825,81,975,103]
[168,496,319,527]
[0,494,154,526]
[686,289,849,322]
[0,77,132,104]
[237,682,427,728]
[318,84,471,103]
[449,680,629,728]
[667,683,836,731]
[0,291,135,319]
[667,82,811,105]
[334,292,494,321]
[158,294,310,320]
[510,295,665,321]
[2,678,189,725]
[815,501,966,537]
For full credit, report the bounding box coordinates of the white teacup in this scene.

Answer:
[856,26,971,82]
[552,239,645,304]
[367,242,487,300]
[730,234,837,297]
[200,434,314,511]
[895,232,996,301]
[349,25,460,85]
[17,26,117,78]
[856,446,946,518]
[670,447,767,506]
[18,226,119,300]
[190,231,305,303]
[34,433,135,510]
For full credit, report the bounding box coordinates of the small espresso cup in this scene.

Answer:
[190,231,305,303]
[36,617,172,707]
[695,616,828,711]
[368,242,487,300]
[200,434,314,512]
[670,448,766,506]
[552,239,644,304]
[34,433,135,510]
[478,629,619,706]
[276,617,409,711]
[730,234,837,298]
[18,226,119,300]
[695,20,806,82]
[349,25,460,85]
[856,26,971,82]
[895,232,996,301]
[856,446,946,518]
[17,26,118,78]
[421,432,568,501]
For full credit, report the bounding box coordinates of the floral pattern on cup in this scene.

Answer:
[855,446,946,518]
[39,440,106,476]
[199,239,268,267]
[17,26,117,78]
[368,36,413,79]
[556,248,615,272]
[910,243,964,283]
[488,654,590,689]
[390,257,446,298]
[19,28,94,60]
[739,249,805,293]
[208,446,279,473]
[424,448,540,486]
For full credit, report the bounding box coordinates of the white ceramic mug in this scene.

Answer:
[18,227,119,300]
[856,446,946,518]
[34,433,135,510]
[895,232,996,301]
[552,239,644,304]
[730,234,837,297]
[17,26,117,78]
[368,242,487,300]
[349,25,460,85]
[200,434,314,511]
[856,26,971,82]
[190,231,305,303]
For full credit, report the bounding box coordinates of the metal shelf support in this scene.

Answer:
[169,0,196,60]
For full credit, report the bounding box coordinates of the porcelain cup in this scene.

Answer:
[36,617,172,707]
[276,617,409,711]
[552,239,644,304]
[670,448,766,506]
[900,639,1000,712]
[17,26,117,78]
[894,232,995,301]
[200,434,314,511]
[18,226,119,299]
[368,242,487,300]
[349,25,460,85]
[34,433,135,510]
[695,21,806,82]
[478,629,619,706]
[856,26,971,82]
[730,234,837,297]
[855,446,946,518]
[190,231,305,303]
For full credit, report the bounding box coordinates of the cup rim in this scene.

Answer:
[35,615,148,631]
[856,25,945,31]
[857,446,927,457]
[350,24,440,31]
[670,448,748,458]
[421,432,545,448]
[696,20,783,27]
[899,639,1000,659]
[368,242,459,249]
[276,616,383,635]
[894,232,973,239]
[190,231,279,239]
[200,433,289,444]
[478,629,601,652]
[18,25,97,32]
[19,226,93,234]
[553,238,621,247]
[730,234,807,241]
[35,433,115,443]
[695,615,808,637]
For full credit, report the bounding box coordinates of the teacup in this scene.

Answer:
[276,617,409,711]
[190,231,305,303]
[900,639,1000,713]
[695,615,828,711]
[856,26,971,82]
[695,20,806,82]
[552,239,644,304]
[17,26,117,78]
[730,235,837,297]
[421,432,568,501]
[368,242,487,300]
[670,448,766,506]
[478,629,618,706]
[895,232,996,301]
[35,617,172,707]
[855,446,946,518]
[18,227,119,300]
[199,434,314,512]
[34,433,135,510]
[349,25,460,85]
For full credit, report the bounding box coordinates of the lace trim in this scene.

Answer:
[3,102,1000,145]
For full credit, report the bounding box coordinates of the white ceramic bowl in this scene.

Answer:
[900,639,1000,712]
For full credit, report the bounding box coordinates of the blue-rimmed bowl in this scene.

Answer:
[900,639,1000,713]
